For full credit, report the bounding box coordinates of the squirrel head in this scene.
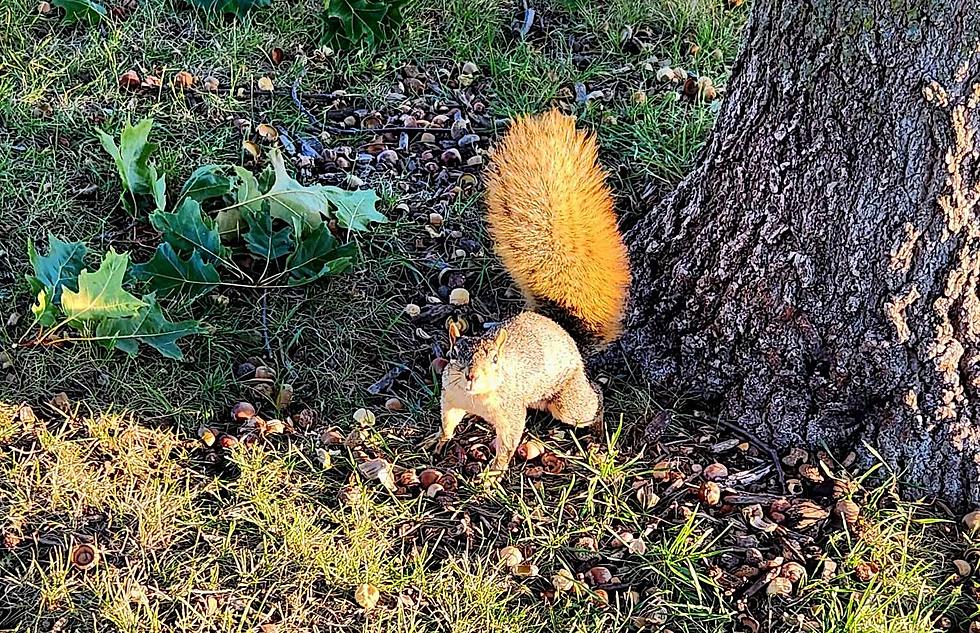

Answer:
[447,321,508,395]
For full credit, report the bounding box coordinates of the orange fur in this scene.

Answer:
[485,110,631,347]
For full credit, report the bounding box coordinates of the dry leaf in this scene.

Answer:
[743,504,778,533]
[766,577,792,596]
[257,76,274,92]
[119,70,141,90]
[498,546,523,567]
[242,140,260,159]
[353,408,376,426]
[355,583,380,610]
[174,71,195,89]
[358,458,397,492]
[552,569,577,592]
[257,123,279,142]
[316,448,332,469]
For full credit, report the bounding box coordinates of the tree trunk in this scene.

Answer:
[622,0,980,509]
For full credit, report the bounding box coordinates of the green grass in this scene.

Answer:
[1,0,976,631]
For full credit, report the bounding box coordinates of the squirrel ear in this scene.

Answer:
[447,319,461,347]
[494,328,508,351]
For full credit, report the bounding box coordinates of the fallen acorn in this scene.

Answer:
[71,543,99,571]
[499,545,523,567]
[780,561,806,583]
[419,469,443,488]
[385,397,405,412]
[425,483,444,498]
[449,288,470,306]
[587,565,612,585]
[430,358,449,376]
[552,569,577,592]
[468,443,491,462]
[699,481,722,506]
[963,510,980,533]
[219,434,239,449]
[703,462,728,481]
[254,366,276,380]
[540,452,566,474]
[517,438,546,461]
[766,576,793,596]
[437,473,458,493]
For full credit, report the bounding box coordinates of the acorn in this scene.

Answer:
[232,402,255,421]
[429,212,444,227]
[254,366,276,380]
[699,481,722,506]
[419,469,443,488]
[781,561,807,583]
[385,397,404,412]
[499,545,523,567]
[71,543,99,571]
[517,438,546,460]
[587,566,613,585]
[703,462,728,481]
[449,288,470,306]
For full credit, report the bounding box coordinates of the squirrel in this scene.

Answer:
[427,109,631,479]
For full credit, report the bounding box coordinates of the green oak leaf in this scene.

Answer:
[184,0,270,17]
[31,289,58,328]
[61,249,145,322]
[132,243,220,301]
[323,0,405,50]
[243,205,294,261]
[149,198,227,263]
[177,164,238,206]
[96,293,205,360]
[26,233,87,304]
[96,118,167,215]
[256,148,329,237]
[52,0,107,23]
[284,226,357,285]
[230,149,386,237]
[325,187,385,231]
[215,166,261,236]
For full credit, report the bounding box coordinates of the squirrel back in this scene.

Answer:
[485,110,630,351]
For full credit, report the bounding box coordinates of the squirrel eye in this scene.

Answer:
[492,354,498,364]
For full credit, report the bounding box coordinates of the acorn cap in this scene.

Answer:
[71,543,99,571]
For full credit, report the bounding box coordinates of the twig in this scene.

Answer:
[714,417,787,493]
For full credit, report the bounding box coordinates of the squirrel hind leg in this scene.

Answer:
[547,367,603,431]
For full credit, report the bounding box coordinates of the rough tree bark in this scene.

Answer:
[622,0,980,508]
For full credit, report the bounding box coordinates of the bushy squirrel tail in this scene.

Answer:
[485,110,631,351]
